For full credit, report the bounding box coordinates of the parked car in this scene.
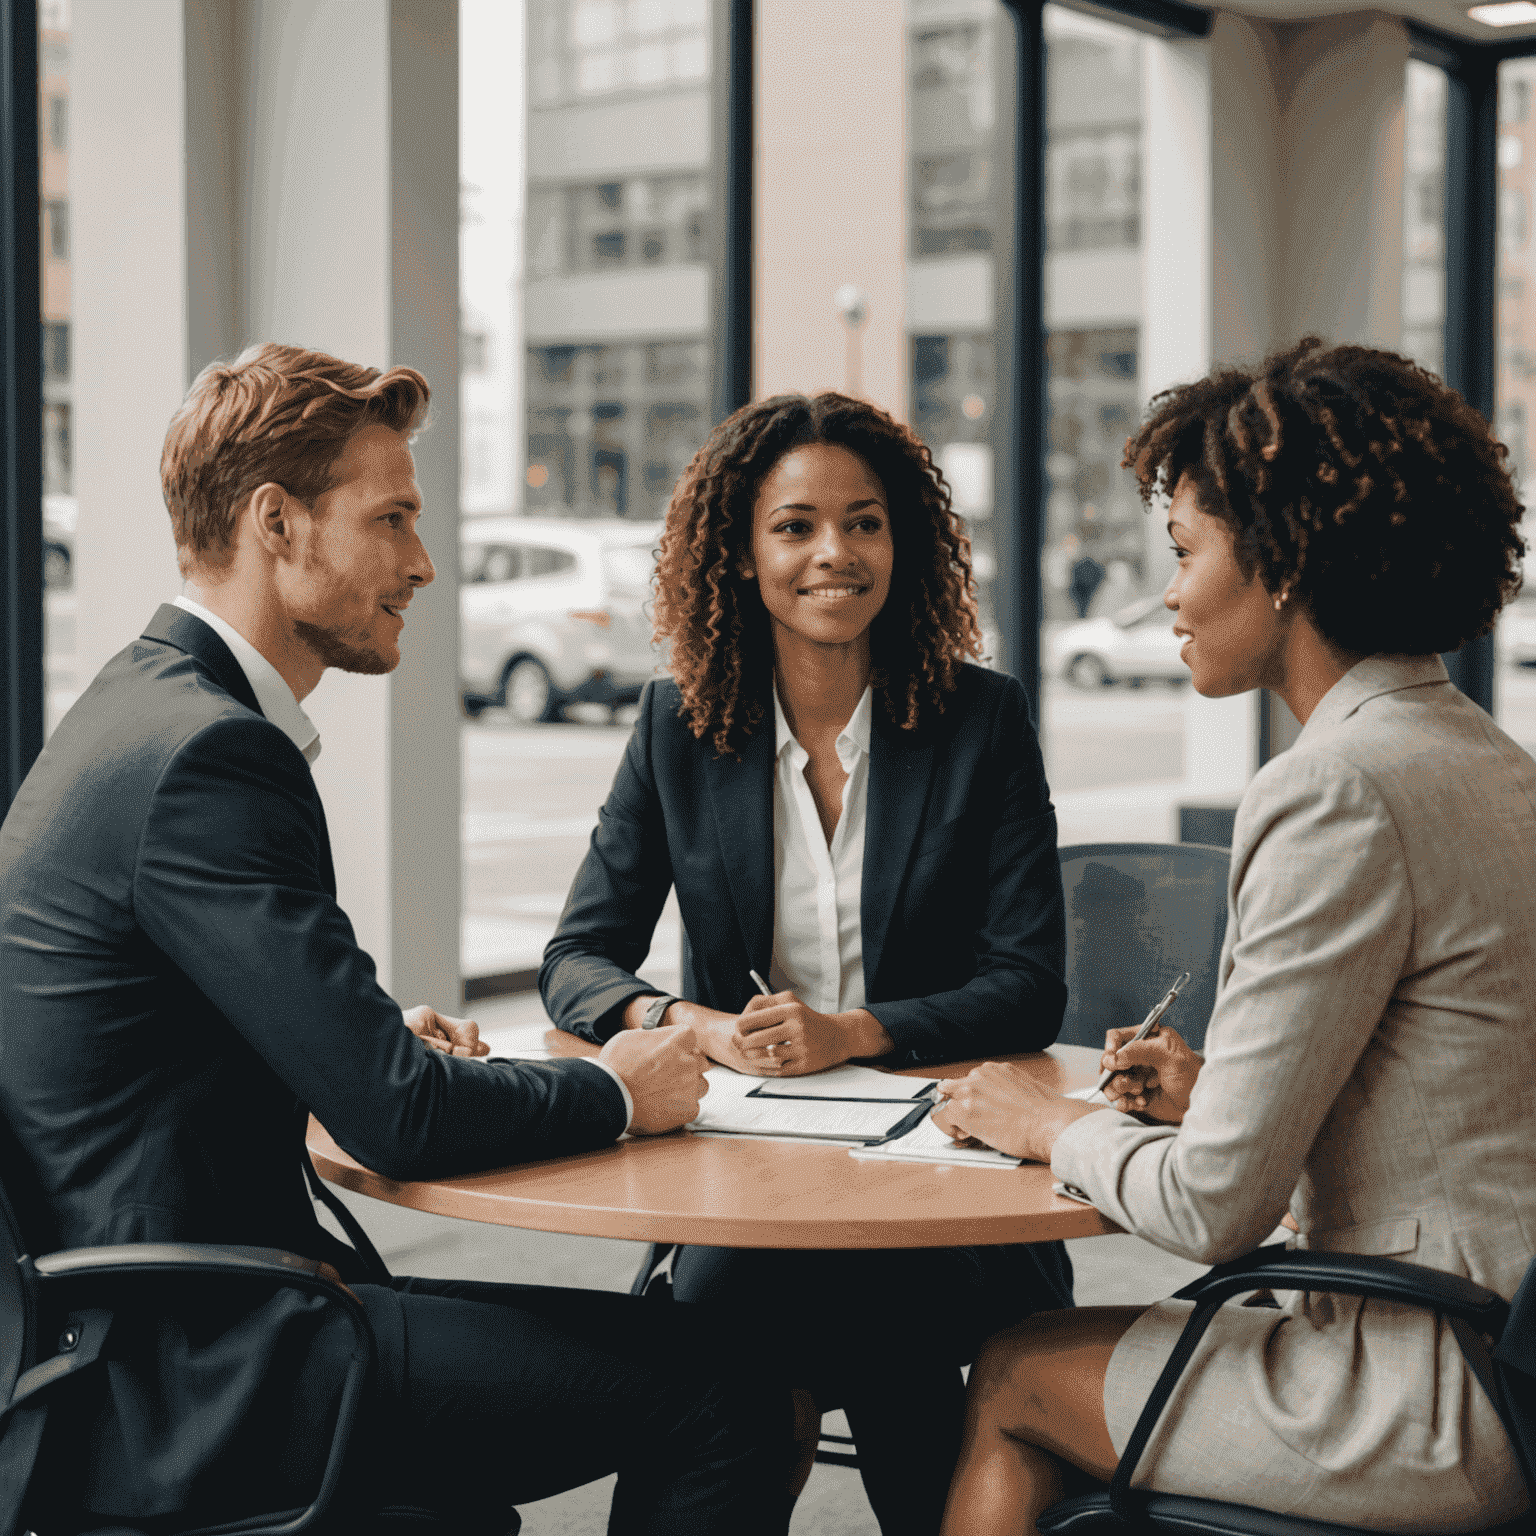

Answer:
[1048,593,1186,688]
[1503,592,1536,667]
[43,493,75,590]
[460,517,666,723]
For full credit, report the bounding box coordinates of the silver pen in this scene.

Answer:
[1093,970,1192,1095]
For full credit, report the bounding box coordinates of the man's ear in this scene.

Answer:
[247,482,296,558]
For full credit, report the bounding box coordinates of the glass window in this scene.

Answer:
[1038,6,1182,843]
[1497,57,1536,761]
[461,0,717,1009]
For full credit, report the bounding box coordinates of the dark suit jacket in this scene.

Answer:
[541,665,1067,1063]
[0,607,631,1517]
[0,602,632,1511]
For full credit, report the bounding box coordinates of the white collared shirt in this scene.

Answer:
[172,595,321,765]
[171,593,634,1130]
[768,684,872,1014]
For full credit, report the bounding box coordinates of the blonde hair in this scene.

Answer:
[160,341,430,576]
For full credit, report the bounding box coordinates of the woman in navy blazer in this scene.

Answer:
[540,392,1072,1535]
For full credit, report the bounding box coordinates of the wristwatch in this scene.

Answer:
[640,994,681,1030]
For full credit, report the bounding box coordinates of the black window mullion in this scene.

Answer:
[997,0,1046,726]
[1,0,42,811]
[1440,44,1500,717]
[711,0,751,425]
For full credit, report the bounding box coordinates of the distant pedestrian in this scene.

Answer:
[1069,553,1105,618]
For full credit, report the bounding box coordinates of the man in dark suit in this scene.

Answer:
[0,343,790,1532]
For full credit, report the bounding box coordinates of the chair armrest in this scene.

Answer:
[24,1243,375,1534]
[1171,1243,1509,1337]
[36,1242,348,1291]
[1106,1244,1523,1524]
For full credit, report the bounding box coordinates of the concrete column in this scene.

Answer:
[753,0,907,419]
[1171,9,1409,802]
[72,0,460,1007]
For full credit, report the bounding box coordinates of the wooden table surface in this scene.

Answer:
[307,1036,1121,1249]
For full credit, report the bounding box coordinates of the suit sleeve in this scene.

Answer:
[133,716,627,1181]
[538,680,678,1043]
[1050,751,1413,1264]
[864,676,1068,1063]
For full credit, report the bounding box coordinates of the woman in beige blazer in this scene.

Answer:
[933,338,1534,1534]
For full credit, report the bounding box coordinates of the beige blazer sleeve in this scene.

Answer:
[1051,748,1413,1264]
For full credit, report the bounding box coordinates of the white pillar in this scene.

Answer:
[1171,10,1410,801]
[72,0,461,1009]
[238,0,461,1007]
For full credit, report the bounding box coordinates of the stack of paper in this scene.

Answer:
[849,1114,1025,1169]
[689,1062,933,1142]
[747,1064,935,1102]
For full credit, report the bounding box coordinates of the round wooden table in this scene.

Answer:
[307,1039,1121,1249]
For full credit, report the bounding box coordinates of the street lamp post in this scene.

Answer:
[834,283,868,397]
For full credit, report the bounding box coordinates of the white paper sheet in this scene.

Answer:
[848,1114,1025,1169]
[689,1094,924,1142]
[747,1064,936,1101]
[1065,1084,1109,1103]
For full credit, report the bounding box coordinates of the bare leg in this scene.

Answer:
[939,1306,1146,1536]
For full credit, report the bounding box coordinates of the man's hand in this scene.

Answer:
[404,1005,489,1058]
[929,1061,1097,1163]
[731,991,892,1077]
[599,1024,710,1135]
[1099,1023,1202,1123]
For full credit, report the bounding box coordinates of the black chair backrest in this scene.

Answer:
[1058,843,1230,1055]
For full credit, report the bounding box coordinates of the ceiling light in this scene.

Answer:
[1469,3,1536,27]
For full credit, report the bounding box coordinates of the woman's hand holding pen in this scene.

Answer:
[1099,1023,1202,1123]
[733,989,894,1077]
[929,1062,1097,1161]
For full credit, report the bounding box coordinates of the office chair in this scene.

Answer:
[1039,1244,1536,1535]
[1058,843,1230,1055]
[0,1156,517,1535]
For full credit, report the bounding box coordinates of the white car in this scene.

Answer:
[1502,593,1536,666]
[1049,595,1187,689]
[460,517,665,723]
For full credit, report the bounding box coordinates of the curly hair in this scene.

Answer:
[1122,337,1524,656]
[653,392,983,755]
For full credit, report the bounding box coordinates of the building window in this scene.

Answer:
[43,401,71,496]
[41,321,68,383]
[530,0,709,105]
[530,173,709,276]
[45,197,68,259]
[1502,187,1529,250]
[910,19,994,256]
[525,339,707,521]
[45,92,66,149]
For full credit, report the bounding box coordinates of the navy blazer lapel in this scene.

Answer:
[861,710,937,992]
[141,604,263,719]
[703,724,776,972]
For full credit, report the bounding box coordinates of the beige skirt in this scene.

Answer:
[1104,1297,1528,1533]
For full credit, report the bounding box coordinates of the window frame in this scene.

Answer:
[1,0,42,810]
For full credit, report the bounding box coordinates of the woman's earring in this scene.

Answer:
[1273,587,1290,612]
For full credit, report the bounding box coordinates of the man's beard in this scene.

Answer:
[293,617,395,676]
